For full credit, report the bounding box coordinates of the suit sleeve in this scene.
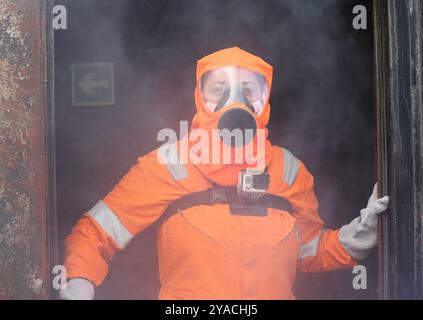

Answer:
[64,150,188,285]
[282,160,357,273]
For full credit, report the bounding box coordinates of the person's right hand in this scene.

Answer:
[59,278,95,300]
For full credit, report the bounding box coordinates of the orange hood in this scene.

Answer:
[193,46,273,129]
[190,47,274,186]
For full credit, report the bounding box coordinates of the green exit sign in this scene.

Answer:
[71,63,114,106]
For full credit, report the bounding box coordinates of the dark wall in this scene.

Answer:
[55,0,376,299]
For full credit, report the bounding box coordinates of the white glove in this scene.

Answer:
[339,184,389,260]
[59,278,95,300]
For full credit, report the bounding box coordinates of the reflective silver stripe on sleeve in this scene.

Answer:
[166,160,188,181]
[282,148,299,186]
[299,229,325,259]
[158,144,188,181]
[88,201,133,249]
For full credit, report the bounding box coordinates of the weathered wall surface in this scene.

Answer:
[0,0,48,299]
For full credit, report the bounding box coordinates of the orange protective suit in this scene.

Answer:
[64,48,356,299]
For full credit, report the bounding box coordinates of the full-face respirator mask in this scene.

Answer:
[200,66,269,146]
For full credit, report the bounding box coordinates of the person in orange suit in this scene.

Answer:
[60,47,389,300]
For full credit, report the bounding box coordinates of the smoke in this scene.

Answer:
[55,0,375,299]
[120,0,375,232]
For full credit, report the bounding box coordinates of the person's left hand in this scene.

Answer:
[338,184,389,260]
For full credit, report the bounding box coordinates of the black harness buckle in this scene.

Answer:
[209,186,268,216]
[209,186,228,204]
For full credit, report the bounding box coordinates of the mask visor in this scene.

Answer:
[200,66,269,115]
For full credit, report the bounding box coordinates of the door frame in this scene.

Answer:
[373,0,423,300]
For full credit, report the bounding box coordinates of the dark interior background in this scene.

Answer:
[54,0,376,299]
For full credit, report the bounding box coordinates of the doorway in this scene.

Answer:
[53,0,376,299]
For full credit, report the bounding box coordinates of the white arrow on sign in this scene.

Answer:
[78,73,110,95]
